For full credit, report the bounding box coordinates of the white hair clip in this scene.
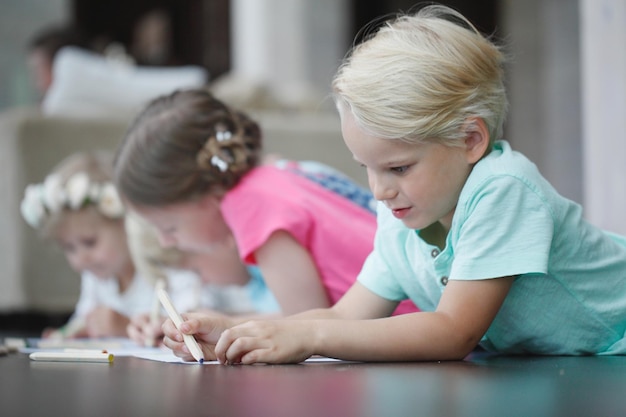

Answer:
[210,155,229,172]
[216,130,232,142]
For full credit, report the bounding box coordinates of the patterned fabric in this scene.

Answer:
[275,160,376,214]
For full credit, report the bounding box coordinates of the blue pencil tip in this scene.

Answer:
[199,358,204,364]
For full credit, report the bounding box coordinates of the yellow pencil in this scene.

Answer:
[29,351,114,363]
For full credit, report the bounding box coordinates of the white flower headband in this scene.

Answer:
[20,172,125,229]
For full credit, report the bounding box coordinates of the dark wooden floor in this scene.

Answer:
[2,350,626,417]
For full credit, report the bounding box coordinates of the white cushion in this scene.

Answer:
[42,47,208,119]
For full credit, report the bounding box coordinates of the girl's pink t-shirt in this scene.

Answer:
[221,166,418,314]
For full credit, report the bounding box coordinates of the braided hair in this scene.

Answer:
[114,88,262,206]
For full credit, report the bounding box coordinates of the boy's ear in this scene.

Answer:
[463,117,490,164]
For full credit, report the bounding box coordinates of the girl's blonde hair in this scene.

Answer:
[125,211,182,284]
[20,150,125,237]
[332,4,508,148]
[114,88,263,206]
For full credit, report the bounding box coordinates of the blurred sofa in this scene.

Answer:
[0,105,362,313]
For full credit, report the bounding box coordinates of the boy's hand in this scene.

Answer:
[215,320,315,365]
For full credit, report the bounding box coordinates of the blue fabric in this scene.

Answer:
[277,160,376,214]
[245,266,280,313]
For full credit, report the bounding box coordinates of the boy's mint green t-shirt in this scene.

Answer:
[358,140,626,355]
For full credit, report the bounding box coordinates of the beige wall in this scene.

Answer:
[580,0,626,234]
[504,0,626,234]
[502,0,583,205]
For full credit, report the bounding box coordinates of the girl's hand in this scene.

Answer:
[41,327,63,339]
[127,313,165,346]
[85,307,130,338]
[215,320,316,365]
[161,312,236,362]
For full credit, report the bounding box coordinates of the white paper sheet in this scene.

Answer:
[17,337,343,364]
[132,349,343,364]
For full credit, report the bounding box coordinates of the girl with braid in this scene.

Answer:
[113,88,419,325]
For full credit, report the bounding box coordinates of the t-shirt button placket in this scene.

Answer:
[440,276,449,286]
[430,248,440,258]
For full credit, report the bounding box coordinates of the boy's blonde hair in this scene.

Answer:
[332,4,508,148]
[20,150,125,237]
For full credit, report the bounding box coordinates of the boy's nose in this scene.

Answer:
[369,174,394,201]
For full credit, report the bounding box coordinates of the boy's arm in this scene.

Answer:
[287,281,400,321]
[314,277,513,361]
[162,282,396,362]
[216,277,514,364]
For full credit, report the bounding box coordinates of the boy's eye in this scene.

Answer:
[391,166,409,174]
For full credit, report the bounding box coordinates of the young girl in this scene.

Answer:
[20,150,200,338]
[113,88,419,320]
[160,4,626,364]
[125,211,279,345]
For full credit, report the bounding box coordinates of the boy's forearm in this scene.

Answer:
[287,307,342,321]
[311,313,478,362]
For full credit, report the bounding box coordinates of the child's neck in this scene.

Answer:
[116,262,136,293]
[418,222,447,250]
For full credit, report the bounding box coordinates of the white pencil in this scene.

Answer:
[157,287,205,363]
[29,351,114,363]
[146,278,167,347]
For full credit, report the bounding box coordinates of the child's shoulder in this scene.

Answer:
[239,164,324,192]
[468,140,548,192]
[481,140,536,172]
[459,140,574,220]
[225,165,306,206]
[243,165,294,182]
